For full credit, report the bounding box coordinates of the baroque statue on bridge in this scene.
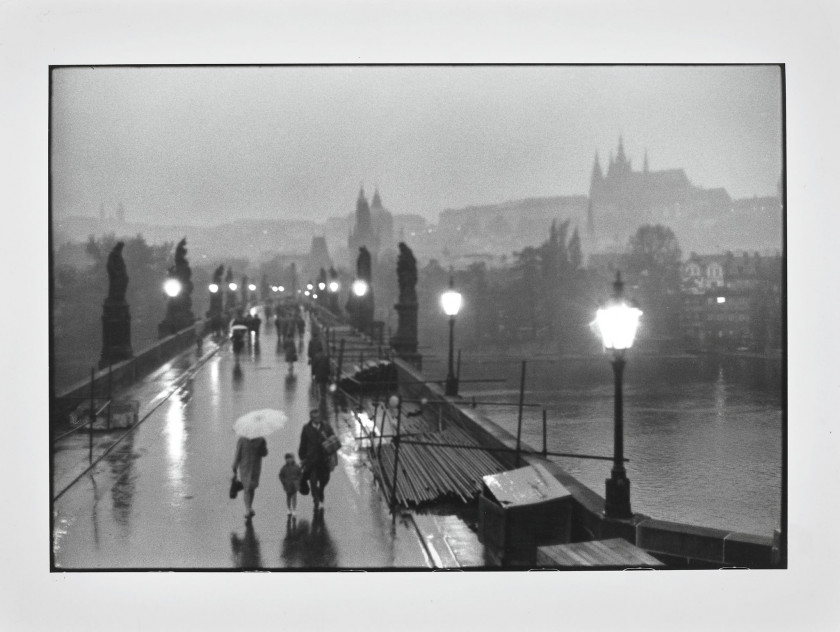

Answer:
[106,241,128,303]
[396,242,417,305]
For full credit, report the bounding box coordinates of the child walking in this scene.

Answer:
[279,452,302,516]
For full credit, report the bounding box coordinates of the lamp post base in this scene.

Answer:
[604,473,632,519]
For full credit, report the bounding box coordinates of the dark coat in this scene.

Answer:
[312,353,331,384]
[298,421,335,469]
[307,337,323,362]
[284,338,298,362]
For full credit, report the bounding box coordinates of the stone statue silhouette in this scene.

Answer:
[396,242,417,304]
[106,241,128,302]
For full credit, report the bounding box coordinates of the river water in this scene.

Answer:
[454,353,783,537]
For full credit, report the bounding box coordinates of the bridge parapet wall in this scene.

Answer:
[53,320,206,424]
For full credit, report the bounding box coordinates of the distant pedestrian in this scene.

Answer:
[278,453,302,517]
[233,435,268,520]
[296,313,305,339]
[298,409,337,510]
[249,311,262,342]
[307,333,324,366]
[312,351,331,410]
[230,311,248,359]
[284,337,298,374]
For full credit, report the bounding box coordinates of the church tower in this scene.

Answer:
[348,185,379,265]
[589,152,603,196]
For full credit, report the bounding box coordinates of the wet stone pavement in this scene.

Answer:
[52,324,430,569]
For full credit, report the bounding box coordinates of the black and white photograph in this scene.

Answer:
[4,1,838,629]
[49,64,784,571]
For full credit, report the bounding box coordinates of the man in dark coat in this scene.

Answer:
[298,409,336,510]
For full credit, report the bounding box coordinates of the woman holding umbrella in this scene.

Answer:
[232,409,287,520]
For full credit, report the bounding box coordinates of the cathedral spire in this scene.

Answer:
[591,152,603,180]
[616,135,627,164]
[371,185,382,210]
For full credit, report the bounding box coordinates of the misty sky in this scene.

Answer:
[51,65,782,225]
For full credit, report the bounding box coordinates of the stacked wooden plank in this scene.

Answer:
[371,426,508,507]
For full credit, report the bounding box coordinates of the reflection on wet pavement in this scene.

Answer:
[230,522,263,569]
[53,322,429,569]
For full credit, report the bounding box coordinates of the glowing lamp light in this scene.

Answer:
[248,283,256,292]
[328,280,339,293]
[441,287,463,317]
[304,290,310,297]
[228,282,238,291]
[306,283,314,291]
[208,283,219,293]
[318,282,326,291]
[250,307,257,316]
[164,278,182,297]
[717,296,726,304]
[352,279,368,297]
[312,293,318,299]
[593,303,643,351]
[278,286,285,292]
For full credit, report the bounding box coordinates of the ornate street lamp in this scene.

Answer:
[441,276,462,397]
[592,271,642,519]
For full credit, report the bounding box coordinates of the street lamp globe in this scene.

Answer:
[228,282,238,292]
[278,286,285,293]
[304,290,310,297]
[318,282,326,291]
[352,279,368,297]
[306,283,314,291]
[312,293,318,300]
[329,280,339,293]
[164,278,182,297]
[441,284,463,317]
[208,283,219,294]
[593,303,643,351]
[248,283,257,292]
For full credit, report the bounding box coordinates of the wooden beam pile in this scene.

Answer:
[371,426,508,507]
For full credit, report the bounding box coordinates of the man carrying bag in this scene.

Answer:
[298,409,339,511]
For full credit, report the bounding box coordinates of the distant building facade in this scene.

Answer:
[679,251,782,351]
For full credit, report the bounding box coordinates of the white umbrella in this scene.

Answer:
[234,409,287,439]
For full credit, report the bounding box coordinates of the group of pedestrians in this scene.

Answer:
[232,409,337,521]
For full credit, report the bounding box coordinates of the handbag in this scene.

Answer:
[229,475,244,499]
[299,471,310,496]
